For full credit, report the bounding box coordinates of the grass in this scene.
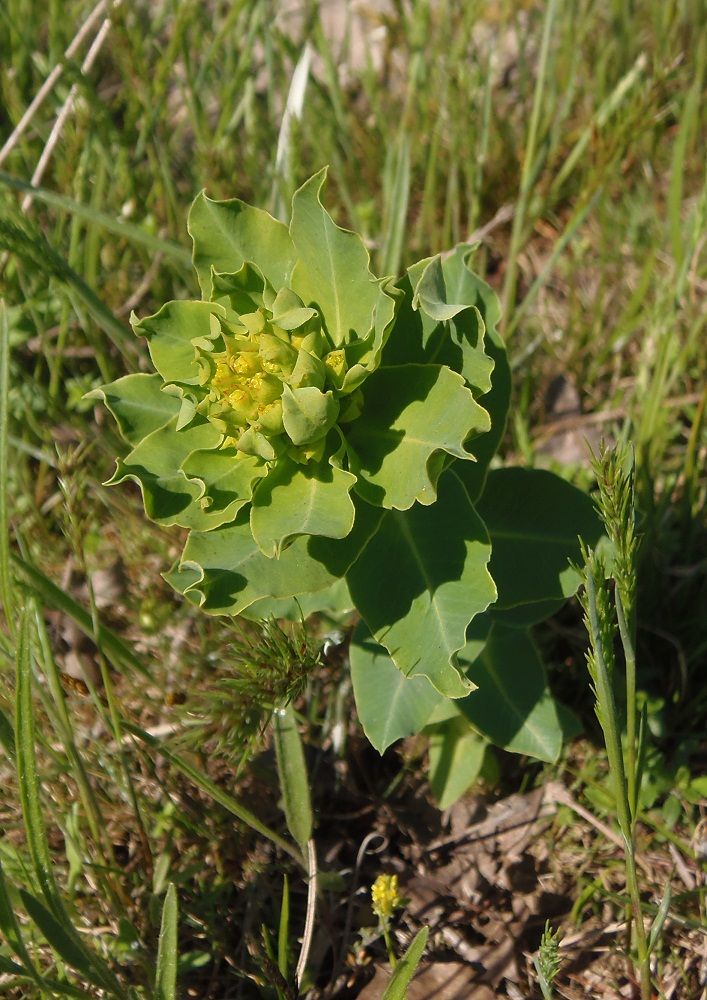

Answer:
[0,0,705,996]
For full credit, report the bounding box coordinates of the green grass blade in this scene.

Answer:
[14,606,130,1000]
[277,874,290,982]
[0,858,44,987]
[647,881,672,955]
[380,926,429,1000]
[0,170,191,266]
[380,134,411,278]
[273,704,313,854]
[12,554,150,678]
[154,883,178,1000]
[125,722,304,867]
[0,301,13,634]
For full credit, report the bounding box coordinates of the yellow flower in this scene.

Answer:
[371,874,402,921]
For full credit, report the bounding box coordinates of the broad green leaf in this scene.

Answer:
[168,497,381,616]
[476,467,602,609]
[349,622,443,754]
[340,279,400,394]
[188,191,295,298]
[132,300,224,384]
[241,577,353,621]
[347,470,495,698]
[289,169,382,346]
[281,384,340,445]
[87,373,180,445]
[346,364,490,510]
[181,448,266,531]
[380,926,429,1000]
[409,247,495,394]
[155,884,178,1000]
[273,704,313,852]
[428,717,487,809]
[108,417,222,527]
[457,624,564,762]
[250,454,356,557]
[211,260,268,316]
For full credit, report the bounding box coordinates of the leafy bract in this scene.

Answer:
[289,169,380,347]
[87,373,179,445]
[346,364,490,509]
[346,470,495,698]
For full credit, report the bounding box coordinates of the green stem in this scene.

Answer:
[616,590,638,822]
[381,919,397,970]
[586,574,651,1000]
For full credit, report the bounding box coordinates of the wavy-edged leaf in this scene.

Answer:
[458,624,564,762]
[132,300,224,384]
[181,448,266,531]
[250,454,356,557]
[408,248,494,394]
[428,716,487,809]
[346,364,489,510]
[347,470,495,698]
[168,497,381,616]
[476,467,602,610]
[281,384,339,446]
[108,417,222,527]
[241,577,353,621]
[340,279,400,394]
[87,373,180,446]
[289,169,382,346]
[349,622,443,754]
[188,191,295,298]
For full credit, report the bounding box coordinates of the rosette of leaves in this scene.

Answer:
[93,171,602,788]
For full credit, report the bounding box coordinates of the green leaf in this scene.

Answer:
[455,325,510,502]
[132,300,223,384]
[109,417,222,527]
[340,279,400,394]
[347,470,495,698]
[281,384,340,446]
[289,169,382,346]
[349,622,443,754]
[188,191,295,298]
[380,926,429,1000]
[240,577,353,621]
[0,859,43,988]
[457,624,564,762]
[428,716,487,809]
[20,890,109,992]
[273,704,313,852]
[87,373,180,445]
[181,448,266,531]
[155,884,178,1000]
[476,467,603,609]
[346,364,490,509]
[251,454,356,556]
[408,247,495,394]
[168,497,381,616]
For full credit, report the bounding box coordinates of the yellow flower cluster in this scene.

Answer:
[371,873,403,921]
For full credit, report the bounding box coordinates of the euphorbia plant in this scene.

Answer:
[92,170,601,792]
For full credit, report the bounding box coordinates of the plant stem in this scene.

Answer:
[586,573,651,1000]
[616,589,638,821]
[381,919,397,970]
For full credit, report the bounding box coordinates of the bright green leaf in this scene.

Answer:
[87,373,180,445]
[347,470,495,698]
[281,384,339,445]
[250,454,356,557]
[346,364,490,510]
[108,417,222,527]
[349,622,443,754]
[155,884,178,1000]
[188,191,295,298]
[273,704,313,852]
[181,448,266,531]
[289,169,382,346]
[380,927,429,1000]
[132,300,224,384]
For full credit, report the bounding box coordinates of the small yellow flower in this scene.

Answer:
[371,874,402,922]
